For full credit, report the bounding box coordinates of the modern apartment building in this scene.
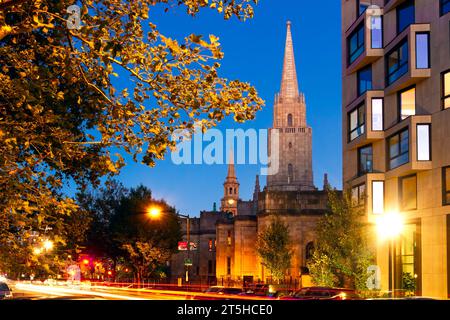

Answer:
[342,0,450,298]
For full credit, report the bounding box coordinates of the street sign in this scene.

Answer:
[178,241,188,251]
[184,258,193,266]
[178,241,198,251]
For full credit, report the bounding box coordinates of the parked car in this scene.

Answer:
[0,282,13,300]
[282,287,358,300]
[193,286,244,300]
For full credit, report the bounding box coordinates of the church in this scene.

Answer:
[169,21,336,288]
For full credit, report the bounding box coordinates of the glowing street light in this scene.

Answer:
[375,211,404,297]
[376,212,404,240]
[43,239,54,251]
[148,207,161,219]
[33,248,42,255]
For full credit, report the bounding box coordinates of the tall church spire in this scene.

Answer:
[280,21,299,101]
[227,149,236,179]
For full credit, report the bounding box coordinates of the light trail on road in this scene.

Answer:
[15,283,149,300]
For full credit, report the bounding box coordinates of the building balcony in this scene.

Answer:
[346,90,385,150]
[384,24,431,95]
[384,115,432,179]
[348,172,386,221]
[346,9,384,75]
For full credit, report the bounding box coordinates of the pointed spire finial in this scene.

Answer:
[280,20,299,101]
[227,149,235,178]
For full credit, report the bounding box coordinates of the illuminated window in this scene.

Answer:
[417,124,431,161]
[287,114,293,127]
[227,231,232,246]
[208,239,213,251]
[349,104,365,141]
[358,145,373,176]
[443,167,450,206]
[372,181,384,214]
[388,128,409,170]
[443,70,450,109]
[399,175,417,211]
[351,184,366,207]
[399,87,416,121]
[372,98,383,131]
[416,33,430,69]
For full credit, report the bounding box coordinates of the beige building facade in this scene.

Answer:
[342,0,450,298]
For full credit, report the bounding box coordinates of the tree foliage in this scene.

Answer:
[80,183,181,282]
[256,217,292,281]
[307,190,374,290]
[0,0,263,270]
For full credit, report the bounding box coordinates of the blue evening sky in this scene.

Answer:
[84,0,342,216]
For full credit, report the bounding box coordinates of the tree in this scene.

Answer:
[256,217,292,282]
[109,185,181,284]
[0,0,263,268]
[307,190,374,291]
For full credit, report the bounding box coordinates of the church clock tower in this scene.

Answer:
[220,152,239,216]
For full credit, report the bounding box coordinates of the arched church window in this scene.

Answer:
[306,242,314,260]
[288,164,293,183]
[287,114,293,127]
[288,142,293,149]
[229,187,233,195]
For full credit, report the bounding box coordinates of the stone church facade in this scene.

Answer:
[170,21,336,288]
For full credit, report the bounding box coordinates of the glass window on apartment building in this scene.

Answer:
[443,70,450,109]
[351,184,366,207]
[358,65,372,96]
[416,33,430,69]
[372,98,384,131]
[348,22,365,65]
[387,40,409,86]
[443,167,450,205]
[397,0,415,34]
[399,87,416,121]
[372,181,385,214]
[358,144,373,175]
[441,0,450,16]
[371,16,383,49]
[357,0,370,16]
[417,124,431,161]
[400,175,417,211]
[349,104,365,141]
[394,222,421,295]
[388,129,409,170]
[226,257,231,276]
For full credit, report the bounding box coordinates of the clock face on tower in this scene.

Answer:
[227,199,235,205]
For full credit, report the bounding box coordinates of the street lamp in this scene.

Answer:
[147,208,191,287]
[376,211,404,297]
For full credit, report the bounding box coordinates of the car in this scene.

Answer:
[282,286,358,300]
[0,282,13,300]
[194,286,244,300]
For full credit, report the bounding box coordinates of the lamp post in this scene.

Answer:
[147,207,191,287]
[376,212,404,298]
